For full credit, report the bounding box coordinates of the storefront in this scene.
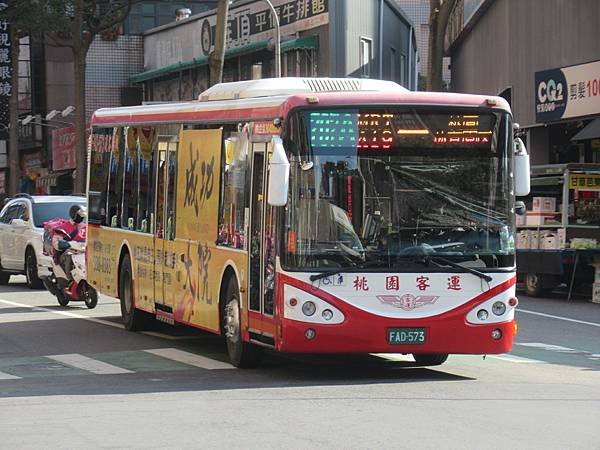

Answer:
[131,0,418,101]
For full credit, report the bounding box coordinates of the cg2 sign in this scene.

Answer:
[535,67,567,122]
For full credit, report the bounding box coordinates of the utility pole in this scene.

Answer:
[209,0,230,86]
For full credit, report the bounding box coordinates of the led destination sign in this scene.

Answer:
[309,111,495,150]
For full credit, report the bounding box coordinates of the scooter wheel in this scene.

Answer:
[84,288,98,309]
[56,291,69,307]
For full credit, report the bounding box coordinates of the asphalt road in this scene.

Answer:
[0,276,599,450]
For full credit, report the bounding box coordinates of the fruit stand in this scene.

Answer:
[516,164,600,300]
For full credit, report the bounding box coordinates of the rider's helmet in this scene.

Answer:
[69,204,86,224]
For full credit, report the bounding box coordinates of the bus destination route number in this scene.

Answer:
[388,328,426,345]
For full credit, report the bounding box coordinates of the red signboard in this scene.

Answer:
[52,126,76,171]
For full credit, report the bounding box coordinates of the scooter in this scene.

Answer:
[42,228,98,309]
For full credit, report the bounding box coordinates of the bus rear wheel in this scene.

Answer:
[412,353,448,366]
[119,254,152,331]
[223,277,263,368]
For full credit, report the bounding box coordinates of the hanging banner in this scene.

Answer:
[52,126,76,171]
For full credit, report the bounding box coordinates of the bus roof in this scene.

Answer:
[91,77,511,127]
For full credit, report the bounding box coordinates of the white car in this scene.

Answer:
[0,194,86,288]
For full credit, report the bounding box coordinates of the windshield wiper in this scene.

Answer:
[423,255,493,283]
[309,259,385,282]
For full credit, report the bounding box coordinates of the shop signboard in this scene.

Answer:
[0,6,10,140]
[535,60,600,123]
[52,125,76,171]
[148,0,329,70]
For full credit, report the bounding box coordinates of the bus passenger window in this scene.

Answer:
[137,128,155,234]
[122,138,138,230]
[107,128,125,228]
[218,129,249,249]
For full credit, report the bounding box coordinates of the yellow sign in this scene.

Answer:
[569,173,600,189]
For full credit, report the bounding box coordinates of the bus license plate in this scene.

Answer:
[388,328,426,345]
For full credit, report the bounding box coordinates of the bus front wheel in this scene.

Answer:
[413,353,448,366]
[223,277,263,368]
[119,254,151,331]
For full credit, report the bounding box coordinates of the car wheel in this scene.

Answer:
[25,249,44,289]
[222,277,263,368]
[119,254,152,330]
[412,353,449,366]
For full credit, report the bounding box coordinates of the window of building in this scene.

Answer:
[359,37,372,78]
[389,47,396,81]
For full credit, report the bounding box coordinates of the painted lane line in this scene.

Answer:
[0,298,122,329]
[46,354,134,375]
[487,353,544,364]
[518,309,600,328]
[517,342,580,353]
[144,348,234,370]
[0,371,21,380]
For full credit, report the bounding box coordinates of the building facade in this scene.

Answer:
[446,0,600,165]
[131,0,418,101]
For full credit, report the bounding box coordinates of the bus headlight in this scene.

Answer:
[492,301,506,316]
[302,301,316,316]
[477,309,489,321]
[322,309,333,321]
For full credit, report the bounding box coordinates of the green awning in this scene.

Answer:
[130,35,319,84]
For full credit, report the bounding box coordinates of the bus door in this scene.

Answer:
[248,141,277,345]
[154,137,178,322]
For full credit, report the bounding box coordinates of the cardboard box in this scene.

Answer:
[516,214,527,226]
[526,212,555,226]
[557,228,567,249]
[516,230,529,249]
[541,233,560,250]
[532,197,556,212]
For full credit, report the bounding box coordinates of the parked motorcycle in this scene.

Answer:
[42,219,98,309]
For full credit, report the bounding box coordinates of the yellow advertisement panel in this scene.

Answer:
[176,129,222,241]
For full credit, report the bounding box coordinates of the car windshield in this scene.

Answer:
[32,201,85,227]
[282,107,514,272]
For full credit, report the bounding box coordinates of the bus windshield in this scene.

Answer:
[282,108,514,271]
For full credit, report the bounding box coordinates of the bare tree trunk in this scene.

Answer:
[72,0,89,194]
[73,49,87,194]
[208,0,229,87]
[8,28,19,195]
[427,0,456,91]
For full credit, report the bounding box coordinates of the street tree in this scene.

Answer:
[67,0,136,193]
[0,1,66,196]
[208,0,230,87]
[427,0,457,91]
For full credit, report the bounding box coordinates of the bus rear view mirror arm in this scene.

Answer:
[267,136,290,206]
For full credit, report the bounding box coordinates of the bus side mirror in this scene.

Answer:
[514,137,530,196]
[267,136,290,206]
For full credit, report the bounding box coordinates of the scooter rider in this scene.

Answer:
[58,205,86,282]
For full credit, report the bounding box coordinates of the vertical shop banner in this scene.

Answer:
[0,5,10,140]
[52,126,76,170]
[535,60,600,123]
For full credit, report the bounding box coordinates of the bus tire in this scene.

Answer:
[413,353,448,366]
[223,277,263,368]
[119,254,151,331]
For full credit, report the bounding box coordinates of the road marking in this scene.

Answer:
[518,309,600,328]
[47,354,134,375]
[0,298,122,328]
[487,353,544,364]
[144,348,234,370]
[517,342,600,362]
[373,353,415,362]
[0,371,21,380]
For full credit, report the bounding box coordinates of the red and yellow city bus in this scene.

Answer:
[87,77,530,367]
